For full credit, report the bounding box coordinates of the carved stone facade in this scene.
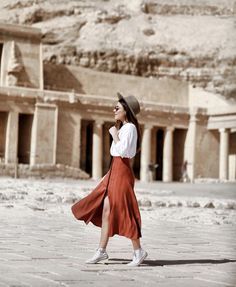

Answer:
[0,23,236,181]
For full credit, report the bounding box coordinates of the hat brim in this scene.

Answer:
[117,92,137,118]
[117,92,124,101]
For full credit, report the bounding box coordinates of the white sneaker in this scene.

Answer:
[127,248,148,267]
[86,248,109,264]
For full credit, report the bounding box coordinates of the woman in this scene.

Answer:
[71,92,147,267]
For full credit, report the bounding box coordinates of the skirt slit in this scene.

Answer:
[71,156,142,239]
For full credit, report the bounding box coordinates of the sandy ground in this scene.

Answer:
[1,177,236,226]
[0,177,236,286]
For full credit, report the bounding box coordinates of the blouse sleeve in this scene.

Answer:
[113,124,137,158]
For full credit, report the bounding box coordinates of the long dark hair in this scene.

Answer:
[116,99,142,155]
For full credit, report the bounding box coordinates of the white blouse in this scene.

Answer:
[110,123,137,158]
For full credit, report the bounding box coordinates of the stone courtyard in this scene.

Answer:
[0,1,236,285]
[0,178,236,286]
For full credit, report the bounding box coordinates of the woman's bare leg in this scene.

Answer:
[85,196,110,264]
[131,238,141,250]
[128,238,147,266]
[99,196,110,249]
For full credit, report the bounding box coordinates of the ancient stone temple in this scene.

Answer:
[0,23,236,182]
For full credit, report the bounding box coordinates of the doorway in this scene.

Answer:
[133,148,141,180]
[0,43,3,83]
[103,122,113,175]
[0,112,8,162]
[80,120,93,176]
[17,113,33,164]
[173,128,187,181]
[155,129,164,180]
[229,132,236,181]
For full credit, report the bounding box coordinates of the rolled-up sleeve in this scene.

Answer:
[113,125,137,158]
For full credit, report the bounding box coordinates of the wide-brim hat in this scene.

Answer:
[117,92,140,118]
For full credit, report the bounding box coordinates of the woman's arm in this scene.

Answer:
[109,124,137,157]
[109,126,120,143]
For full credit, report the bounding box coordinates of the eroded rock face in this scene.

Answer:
[141,1,236,16]
[1,0,236,99]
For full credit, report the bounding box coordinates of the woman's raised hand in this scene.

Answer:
[109,126,118,138]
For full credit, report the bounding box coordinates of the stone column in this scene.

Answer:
[185,112,197,182]
[30,103,58,165]
[80,121,87,171]
[103,123,112,174]
[92,120,103,180]
[5,111,19,164]
[140,124,152,182]
[71,114,81,168]
[219,128,229,181]
[163,126,174,182]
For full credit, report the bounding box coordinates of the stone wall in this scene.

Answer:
[142,1,236,16]
[0,163,89,179]
[195,124,220,179]
[188,86,230,108]
[56,108,81,168]
[44,48,236,101]
[30,103,57,165]
[0,24,42,89]
[1,0,235,100]
[44,63,189,106]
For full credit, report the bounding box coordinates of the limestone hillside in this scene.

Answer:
[1,0,236,99]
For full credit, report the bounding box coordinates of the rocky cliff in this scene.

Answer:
[1,0,236,99]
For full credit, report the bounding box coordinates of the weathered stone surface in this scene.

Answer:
[141,1,236,16]
[204,202,215,208]
[0,163,89,179]
[0,0,235,99]
[139,198,152,207]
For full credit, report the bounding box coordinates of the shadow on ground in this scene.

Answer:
[106,258,236,267]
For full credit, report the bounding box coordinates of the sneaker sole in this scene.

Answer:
[86,254,109,264]
[127,252,148,267]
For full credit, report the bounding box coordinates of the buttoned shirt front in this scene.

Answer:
[110,123,137,158]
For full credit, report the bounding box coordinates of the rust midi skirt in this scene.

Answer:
[71,156,142,239]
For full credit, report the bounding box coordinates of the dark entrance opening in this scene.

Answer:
[103,122,113,175]
[0,112,8,162]
[133,149,141,180]
[229,132,236,181]
[0,43,3,78]
[80,120,93,176]
[17,114,33,164]
[173,129,187,181]
[131,123,142,180]
[156,129,164,180]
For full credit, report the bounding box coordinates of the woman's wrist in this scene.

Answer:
[109,126,119,142]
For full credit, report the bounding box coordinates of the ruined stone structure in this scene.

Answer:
[0,23,235,181]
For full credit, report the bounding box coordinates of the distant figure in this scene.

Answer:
[148,163,158,182]
[71,93,147,267]
[181,160,189,182]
